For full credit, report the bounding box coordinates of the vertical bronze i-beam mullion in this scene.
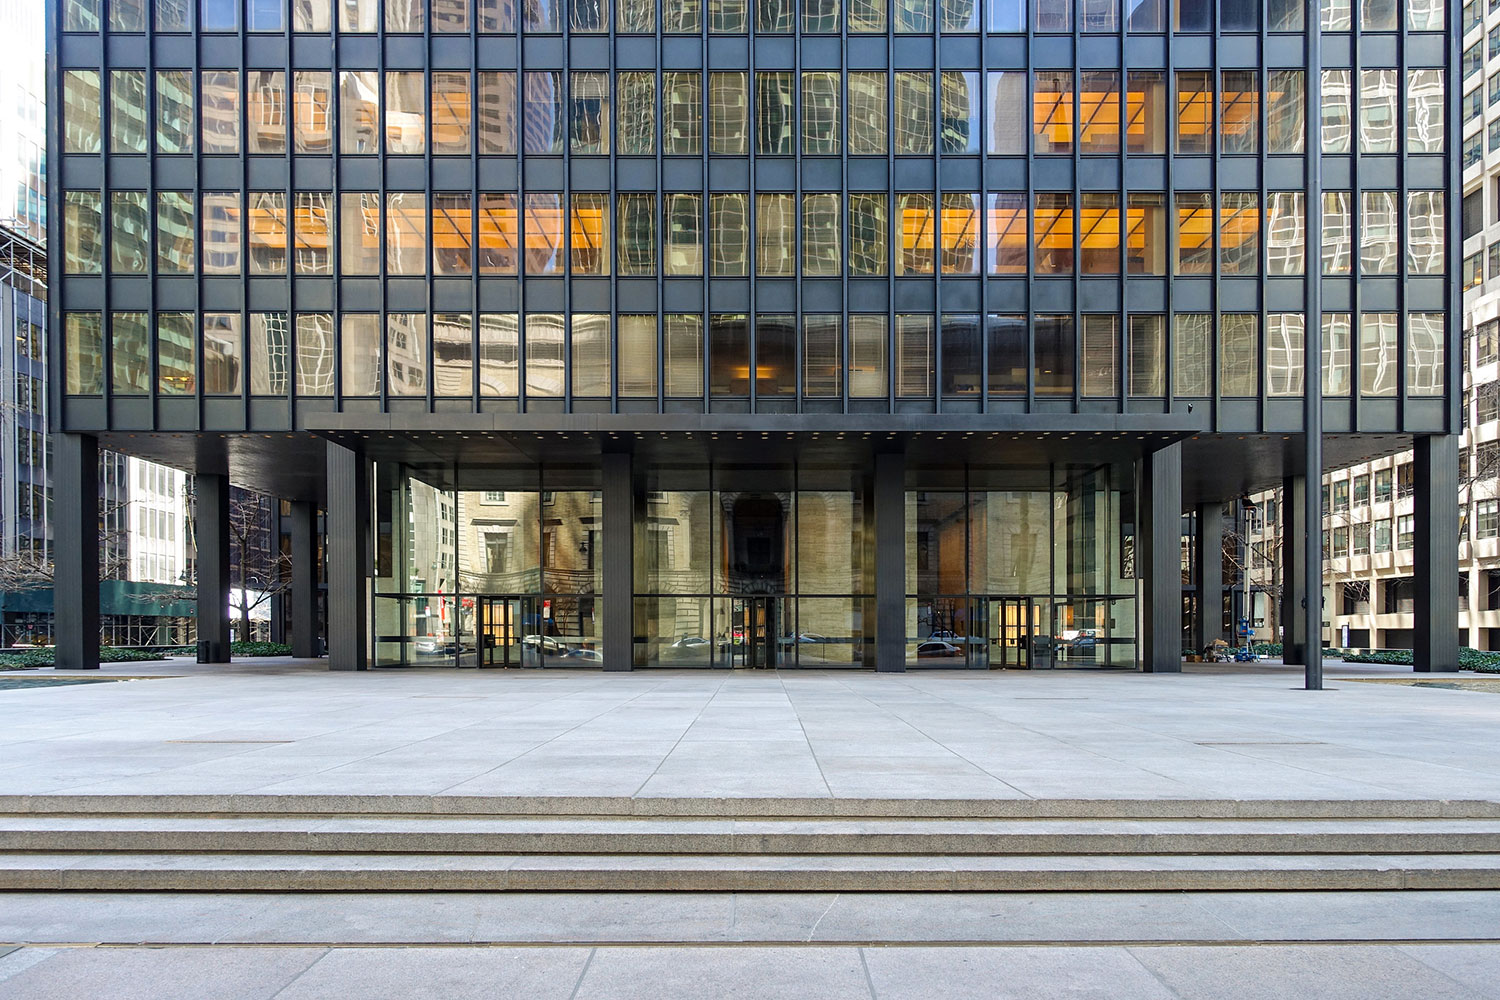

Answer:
[561,30,573,412]
[933,49,944,416]
[1449,0,1466,434]
[1162,17,1176,415]
[1395,9,1409,427]
[516,25,528,412]
[1303,0,1326,690]
[1023,57,1035,412]
[793,28,804,413]
[376,11,388,413]
[839,10,851,413]
[1256,4,1270,421]
[99,37,115,423]
[886,59,896,414]
[285,8,299,427]
[978,56,989,412]
[698,17,709,416]
[1348,14,1363,433]
[469,8,480,408]
[1117,14,1129,409]
[330,9,345,407]
[1209,29,1222,432]
[1070,6,1081,416]
[655,36,665,413]
[423,8,435,414]
[607,38,618,411]
[145,17,160,424]
[192,10,206,424]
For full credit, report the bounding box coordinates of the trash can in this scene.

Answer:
[197,639,211,663]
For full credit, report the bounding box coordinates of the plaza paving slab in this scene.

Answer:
[0,657,1498,801]
[3,944,1500,999]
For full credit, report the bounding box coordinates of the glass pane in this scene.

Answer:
[523,72,565,155]
[1360,313,1398,397]
[571,193,610,276]
[1080,192,1119,274]
[939,193,980,275]
[617,194,656,275]
[895,315,934,396]
[1219,314,1258,397]
[617,316,658,397]
[387,313,429,396]
[156,312,195,395]
[478,72,518,154]
[756,315,796,397]
[710,194,749,276]
[1078,71,1120,155]
[1033,70,1074,155]
[385,191,427,275]
[338,72,380,155]
[156,71,194,153]
[110,191,150,274]
[1035,192,1073,275]
[1323,314,1352,396]
[1266,314,1305,397]
[109,70,149,153]
[1358,69,1398,153]
[664,72,702,155]
[571,314,611,397]
[1127,315,1165,396]
[1359,191,1399,275]
[1125,71,1164,155]
[664,193,703,276]
[940,314,981,394]
[1406,191,1445,275]
[803,72,841,155]
[1175,191,1212,276]
[478,314,520,396]
[63,72,102,153]
[245,71,286,154]
[1321,191,1352,275]
[1175,71,1211,154]
[110,312,150,394]
[849,316,888,397]
[1219,192,1259,276]
[296,313,335,397]
[293,71,333,154]
[1035,315,1074,396]
[341,315,382,396]
[249,313,290,395]
[433,72,472,155]
[202,191,243,274]
[1265,191,1305,275]
[1220,71,1257,154]
[339,192,380,275]
[524,193,564,275]
[848,73,888,155]
[940,72,980,154]
[896,193,935,275]
[478,193,520,274]
[989,314,1026,395]
[156,192,195,274]
[987,193,1027,275]
[1407,314,1444,396]
[895,73,934,154]
[1321,70,1352,153]
[617,72,655,155]
[64,192,103,274]
[202,314,242,394]
[1172,314,1211,396]
[803,316,842,398]
[1266,70,1305,154]
[709,73,748,155]
[664,315,704,396]
[756,193,796,277]
[1126,192,1164,274]
[433,192,472,276]
[526,314,565,395]
[756,72,794,155]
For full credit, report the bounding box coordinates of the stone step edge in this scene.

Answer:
[3,795,1499,820]
[9,830,1500,857]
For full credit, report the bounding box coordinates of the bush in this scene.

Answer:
[0,647,161,670]
[1251,642,1283,656]
[163,641,295,658]
[1340,647,1500,672]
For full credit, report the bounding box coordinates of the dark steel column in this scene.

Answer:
[1280,475,1307,666]
[1139,443,1182,673]
[873,451,906,672]
[288,500,320,659]
[601,451,633,672]
[1414,434,1460,672]
[53,434,99,670]
[267,504,285,645]
[1194,502,1225,653]
[194,473,232,663]
[326,443,369,671]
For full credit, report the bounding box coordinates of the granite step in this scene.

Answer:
[3,851,1500,892]
[7,814,1500,856]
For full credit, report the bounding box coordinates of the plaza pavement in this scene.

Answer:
[5,658,1500,997]
[0,657,1498,801]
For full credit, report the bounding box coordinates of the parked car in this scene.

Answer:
[916,640,963,658]
[561,647,603,662]
[521,634,569,656]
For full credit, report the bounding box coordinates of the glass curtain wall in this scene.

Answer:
[372,462,602,666]
[633,464,872,668]
[906,463,1137,669]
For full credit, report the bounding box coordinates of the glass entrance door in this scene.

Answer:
[989,598,1054,669]
[727,596,779,668]
[471,596,543,668]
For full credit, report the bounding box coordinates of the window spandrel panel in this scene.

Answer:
[339,72,380,154]
[848,73,888,154]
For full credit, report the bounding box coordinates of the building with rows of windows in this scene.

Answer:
[45,0,1460,674]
